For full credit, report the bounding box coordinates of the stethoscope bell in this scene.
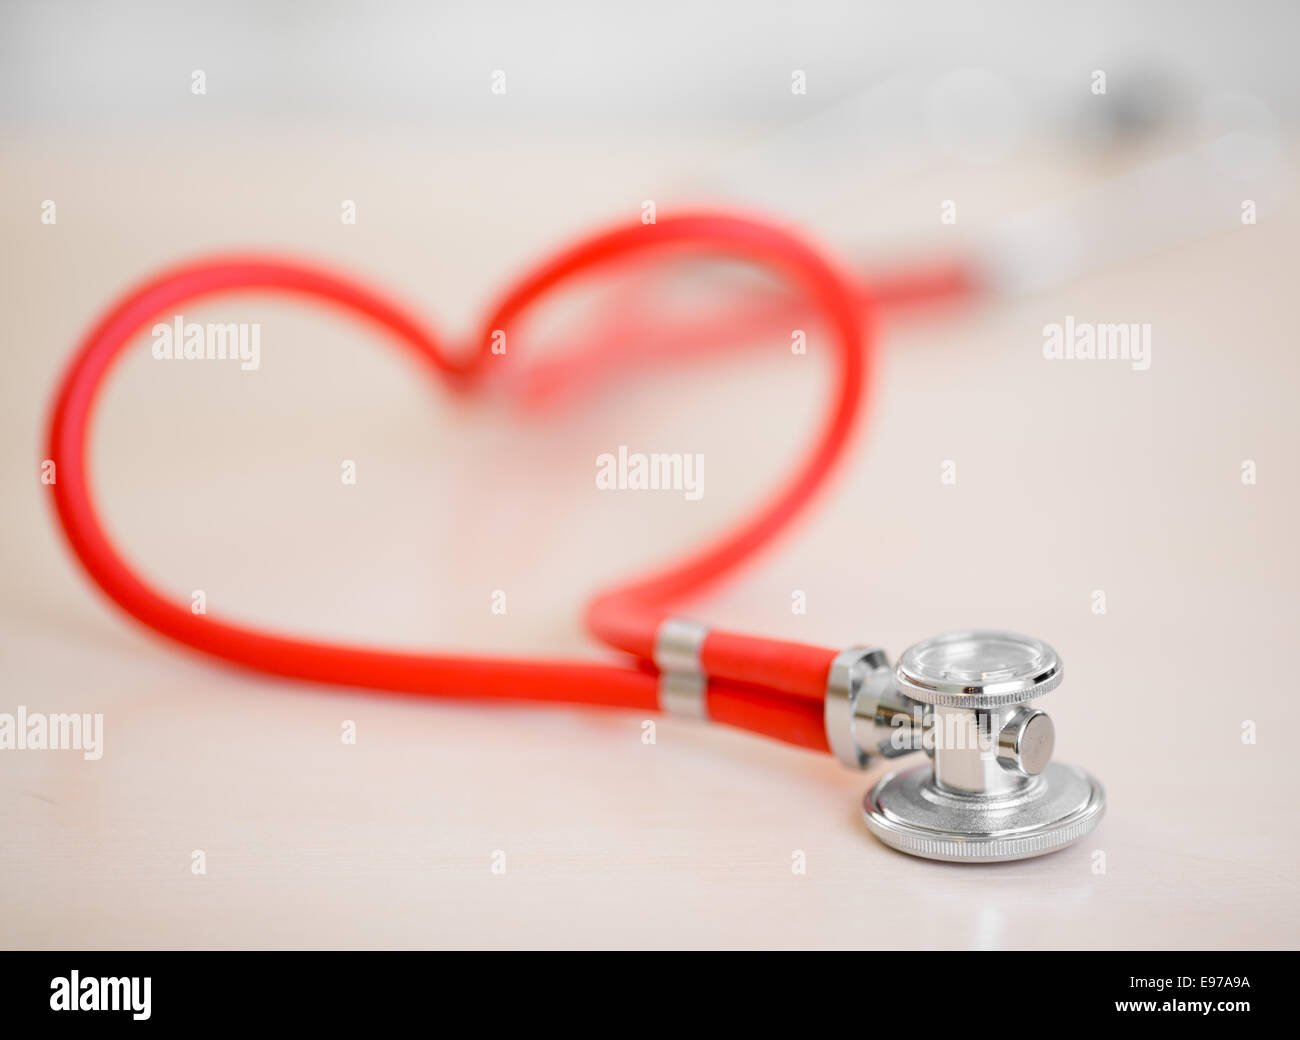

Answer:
[830,631,1105,863]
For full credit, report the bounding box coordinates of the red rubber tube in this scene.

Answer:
[44,213,940,753]
[508,258,973,408]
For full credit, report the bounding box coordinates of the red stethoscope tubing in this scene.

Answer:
[46,213,967,755]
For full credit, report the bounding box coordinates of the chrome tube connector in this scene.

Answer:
[653,617,709,720]
[823,646,924,769]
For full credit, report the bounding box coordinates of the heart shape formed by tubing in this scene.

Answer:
[46,213,875,754]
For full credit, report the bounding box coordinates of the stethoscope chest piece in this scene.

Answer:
[858,631,1106,863]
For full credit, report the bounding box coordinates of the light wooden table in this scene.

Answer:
[2,127,1297,948]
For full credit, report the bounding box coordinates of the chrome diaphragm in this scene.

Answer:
[826,630,1105,863]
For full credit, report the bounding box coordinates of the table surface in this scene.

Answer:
[2,126,1297,949]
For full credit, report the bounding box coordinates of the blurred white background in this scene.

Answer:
[4,0,1298,133]
[1,1,1297,949]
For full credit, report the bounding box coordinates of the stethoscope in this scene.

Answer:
[46,211,1104,863]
